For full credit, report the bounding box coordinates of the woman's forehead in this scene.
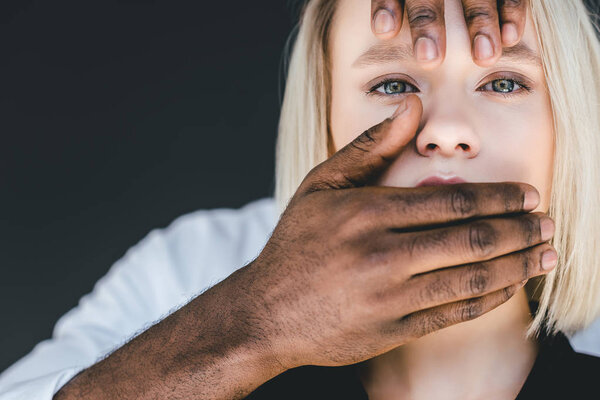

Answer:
[330,0,542,70]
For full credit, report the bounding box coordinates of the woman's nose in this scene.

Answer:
[415,112,480,159]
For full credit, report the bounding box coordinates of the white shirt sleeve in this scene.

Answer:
[0,197,277,400]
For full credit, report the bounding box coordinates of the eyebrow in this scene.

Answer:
[352,42,542,68]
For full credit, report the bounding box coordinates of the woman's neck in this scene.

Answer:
[357,289,539,400]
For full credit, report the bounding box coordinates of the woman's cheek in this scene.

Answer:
[330,93,397,152]
[476,98,554,209]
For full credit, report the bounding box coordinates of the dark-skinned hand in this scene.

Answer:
[371,0,528,67]
[225,94,556,370]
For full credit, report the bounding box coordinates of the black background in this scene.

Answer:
[1,0,298,372]
[2,0,599,376]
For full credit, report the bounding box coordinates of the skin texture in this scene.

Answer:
[53,2,556,399]
[331,0,554,398]
[371,0,529,68]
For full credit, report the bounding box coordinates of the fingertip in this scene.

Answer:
[372,8,396,35]
[414,37,439,63]
[408,93,421,109]
[523,189,540,211]
[501,22,519,47]
[498,0,528,48]
[391,99,409,119]
[414,33,446,71]
[472,34,500,65]
[541,249,558,271]
[371,0,403,38]
[391,94,421,120]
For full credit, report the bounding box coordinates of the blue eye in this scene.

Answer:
[492,79,515,92]
[483,78,522,93]
[371,80,418,95]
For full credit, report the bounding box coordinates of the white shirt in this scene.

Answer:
[0,196,598,399]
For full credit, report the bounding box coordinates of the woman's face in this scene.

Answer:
[329,0,554,212]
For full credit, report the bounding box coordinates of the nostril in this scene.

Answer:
[459,143,469,150]
[427,143,436,150]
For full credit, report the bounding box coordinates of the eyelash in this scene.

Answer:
[366,76,532,99]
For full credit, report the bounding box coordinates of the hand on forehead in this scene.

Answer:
[370,0,528,68]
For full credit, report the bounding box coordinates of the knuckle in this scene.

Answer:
[422,275,457,303]
[447,186,477,217]
[499,183,526,213]
[357,234,392,267]
[503,285,517,301]
[406,2,442,28]
[356,124,379,147]
[369,287,391,308]
[363,244,393,267]
[297,168,323,195]
[464,4,498,27]
[300,169,347,194]
[460,298,484,321]
[467,220,497,257]
[464,263,490,296]
[519,250,533,280]
[405,228,450,258]
[517,214,537,246]
[421,312,449,336]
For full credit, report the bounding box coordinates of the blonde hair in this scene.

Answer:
[274,0,600,338]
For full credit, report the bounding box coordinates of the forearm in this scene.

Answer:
[53,272,287,400]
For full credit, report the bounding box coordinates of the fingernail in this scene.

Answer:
[373,9,395,34]
[540,217,555,241]
[415,37,438,62]
[541,249,558,270]
[502,23,518,46]
[392,98,409,118]
[474,34,494,60]
[523,190,540,210]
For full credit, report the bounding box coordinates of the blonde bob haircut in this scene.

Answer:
[274,0,600,339]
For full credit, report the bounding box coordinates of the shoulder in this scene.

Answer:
[125,196,278,288]
[157,197,278,270]
[135,196,276,250]
[164,197,278,245]
[567,315,600,357]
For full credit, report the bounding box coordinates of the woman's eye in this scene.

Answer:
[481,78,523,94]
[372,80,418,95]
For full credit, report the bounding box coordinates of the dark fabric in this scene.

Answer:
[245,302,600,399]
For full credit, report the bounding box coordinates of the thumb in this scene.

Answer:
[301,94,422,194]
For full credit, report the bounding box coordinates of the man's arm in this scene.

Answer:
[53,265,287,400]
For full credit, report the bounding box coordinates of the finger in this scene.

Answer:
[371,0,404,39]
[342,182,540,231]
[299,95,422,195]
[366,211,555,276]
[461,0,502,67]
[405,0,446,68]
[400,243,556,314]
[390,280,524,341]
[498,0,528,47]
